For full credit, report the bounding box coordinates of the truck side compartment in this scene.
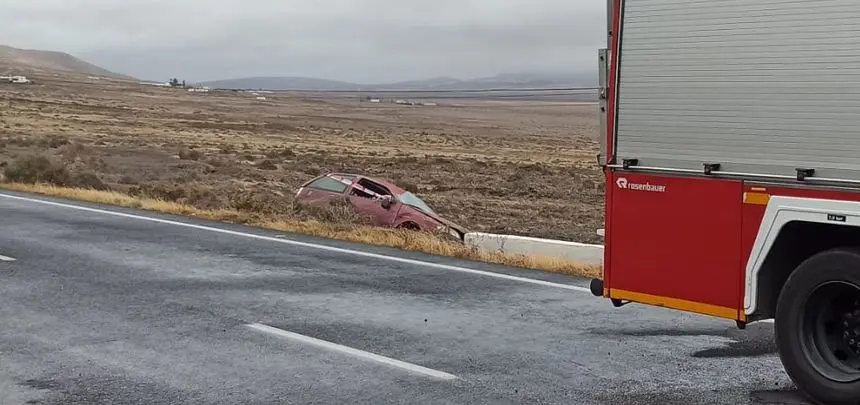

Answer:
[614,0,860,182]
[606,171,745,320]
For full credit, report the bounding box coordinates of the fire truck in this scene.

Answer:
[589,1,860,404]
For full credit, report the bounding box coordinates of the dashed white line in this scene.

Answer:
[0,193,591,293]
[0,254,15,262]
[246,323,458,380]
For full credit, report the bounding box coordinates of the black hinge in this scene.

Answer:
[703,163,721,175]
[622,158,639,169]
[796,168,815,181]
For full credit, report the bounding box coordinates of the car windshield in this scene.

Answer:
[399,192,435,214]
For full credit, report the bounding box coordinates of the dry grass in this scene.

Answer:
[0,182,603,279]
[0,77,605,244]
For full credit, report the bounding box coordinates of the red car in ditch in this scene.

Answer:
[295,173,468,241]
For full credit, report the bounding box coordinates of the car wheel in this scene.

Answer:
[775,248,860,405]
[397,222,420,231]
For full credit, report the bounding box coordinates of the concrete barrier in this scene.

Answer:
[464,232,604,265]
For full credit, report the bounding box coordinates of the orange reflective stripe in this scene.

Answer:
[609,289,744,321]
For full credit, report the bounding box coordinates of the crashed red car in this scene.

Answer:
[295,173,468,241]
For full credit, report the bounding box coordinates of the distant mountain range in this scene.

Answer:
[0,45,132,80]
[195,71,596,92]
[0,43,596,92]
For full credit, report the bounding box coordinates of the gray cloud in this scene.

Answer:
[1,0,607,83]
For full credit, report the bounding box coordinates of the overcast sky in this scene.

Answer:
[2,0,607,83]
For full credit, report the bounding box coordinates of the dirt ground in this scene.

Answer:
[0,77,604,243]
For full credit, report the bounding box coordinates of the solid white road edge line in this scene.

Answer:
[0,193,591,293]
[0,254,15,262]
[246,323,458,381]
[0,193,780,325]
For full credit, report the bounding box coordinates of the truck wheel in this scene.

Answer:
[775,248,860,405]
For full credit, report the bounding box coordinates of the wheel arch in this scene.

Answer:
[750,221,860,321]
[395,220,421,230]
[746,196,860,320]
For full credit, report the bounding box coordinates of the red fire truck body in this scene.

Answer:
[592,0,860,403]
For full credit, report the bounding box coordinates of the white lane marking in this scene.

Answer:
[0,254,15,262]
[0,193,591,293]
[246,323,458,380]
[0,194,779,326]
[0,193,783,325]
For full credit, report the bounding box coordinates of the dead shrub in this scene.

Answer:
[300,165,322,176]
[178,187,225,209]
[227,190,290,216]
[85,157,109,171]
[395,156,420,164]
[206,157,229,167]
[517,162,552,174]
[8,137,34,147]
[178,148,202,161]
[180,171,200,182]
[118,175,139,185]
[128,184,230,211]
[60,142,87,163]
[3,154,70,185]
[38,135,70,149]
[68,172,109,190]
[393,179,419,193]
[257,159,278,170]
[431,156,453,165]
[129,183,186,201]
[266,147,296,158]
[290,198,365,225]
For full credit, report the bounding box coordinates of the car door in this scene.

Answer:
[347,179,400,227]
[297,175,351,206]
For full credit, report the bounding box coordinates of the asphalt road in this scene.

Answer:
[0,191,806,405]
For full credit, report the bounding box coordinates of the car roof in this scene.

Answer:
[323,173,406,194]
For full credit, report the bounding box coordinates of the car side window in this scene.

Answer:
[307,176,348,193]
[349,186,374,199]
[357,179,392,197]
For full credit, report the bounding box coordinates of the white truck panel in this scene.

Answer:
[615,0,860,180]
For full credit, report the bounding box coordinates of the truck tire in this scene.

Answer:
[775,248,860,405]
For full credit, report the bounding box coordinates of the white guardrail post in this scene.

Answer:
[464,232,604,266]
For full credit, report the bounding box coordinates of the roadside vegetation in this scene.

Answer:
[0,80,604,244]
[0,154,602,279]
[0,80,604,278]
